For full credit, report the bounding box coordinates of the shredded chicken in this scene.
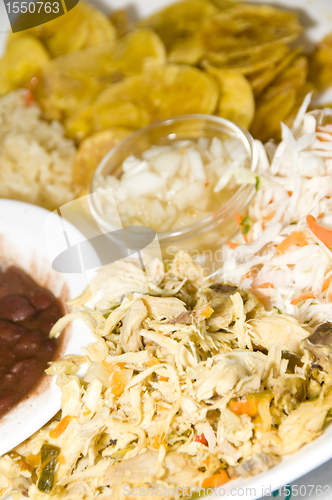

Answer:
[1,252,332,500]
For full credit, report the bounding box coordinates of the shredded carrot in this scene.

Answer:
[24,89,34,106]
[152,432,166,449]
[252,282,274,289]
[323,274,332,291]
[229,398,260,418]
[195,304,214,320]
[276,231,308,255]
[202,458,211,468]
[145,357,160,367]
[291,273,332,305]
[26,452,41,468]
[290,291,314,305]
[200,471,229,489]
[49,415,72,439]
[307,215,332,248]
[265,210,276,221]
[194,433,208,446]
[235,212,244,225]
[102,362,127,396]
[58,454,66,465]
[227,241,239,249]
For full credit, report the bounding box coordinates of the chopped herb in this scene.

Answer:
[273,306,282,314]
[240,216,252,235]
[242,216,253,226]
[290,221,297,225]
[255,176,260,191]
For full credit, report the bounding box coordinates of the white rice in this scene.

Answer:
[0,89,78,210]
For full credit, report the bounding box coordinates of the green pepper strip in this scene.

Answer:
[37,443,60,493]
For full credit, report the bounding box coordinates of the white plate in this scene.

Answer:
[0,199,94,457]
[0,0,332,497]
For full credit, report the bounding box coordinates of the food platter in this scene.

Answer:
[0,0,332,500]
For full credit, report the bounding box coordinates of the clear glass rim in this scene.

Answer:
[89,114,259,242]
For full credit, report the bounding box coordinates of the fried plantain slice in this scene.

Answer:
[0,36,49,96]
[309,32,332,90]
[200,3,302,55]
[205,64,254,128]
[250,56,308,142]
[139,0,218,53]
[37,29,166,121]
[92,64,219,131]
[72,128,132,187]
[202,42,290,75]
[248,46,304,97]
[109,8,134,38]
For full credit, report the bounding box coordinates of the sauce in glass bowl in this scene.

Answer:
[0,264,62,417]
[89,115,258,271]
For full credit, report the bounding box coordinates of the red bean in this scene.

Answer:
[0,295,35,322]
[15,330,42,358]
[0,351,17,368]
[38,305,62,334]
[28,289,54,311]
[4,373,17,384]
[40,338,57,358]
[10,359,39,377]
[0,320,25,344]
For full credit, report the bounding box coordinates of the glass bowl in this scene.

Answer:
[89,114,258,271]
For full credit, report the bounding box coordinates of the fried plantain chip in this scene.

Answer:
[139,0,218,53]
[309,32,332,90]
[248,46,303,96]
[168,37,205,65]
[65,106,95,142]
[93,64,219,131]
[37,29,166,121]
[202,42,290,75]
[205,64,254,128]
[251,90,296,143]
[0,36,49,96]
[109,8,134,38]
[209,0,237,8]
[72,128,132,187]
[200,4,302,55]
[66,101,143,141]
[250,56,308,142]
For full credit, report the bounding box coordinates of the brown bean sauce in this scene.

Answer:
[0,265,62,417]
